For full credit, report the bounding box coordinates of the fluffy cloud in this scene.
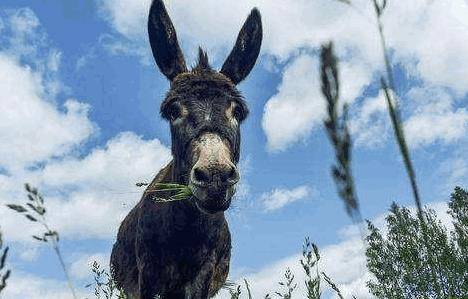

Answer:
[1,272,87,299]
[262,55,322,152]
[70,252,110,280]
[438,140,468,192]
[0,132,171,242]
[261,184,313,212]
[349,91,389,148]
[215,229,371,298]
[384,0,468,95]
[404,86,468,148]
[349,85,468,150]
[41,132,171,239]
[262,53,373,152]
[0,8,171,243]
[0,10,95,172]
[97,0,150,38]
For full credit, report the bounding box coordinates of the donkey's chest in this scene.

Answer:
[142,225,228,286]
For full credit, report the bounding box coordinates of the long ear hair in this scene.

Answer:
[148,0,187,81]
[221,8,263,85]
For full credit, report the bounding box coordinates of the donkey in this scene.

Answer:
[110,1,262,298]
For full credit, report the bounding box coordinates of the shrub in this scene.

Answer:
[365,187,468,298]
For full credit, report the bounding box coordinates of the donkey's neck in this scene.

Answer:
[145,159,187,186]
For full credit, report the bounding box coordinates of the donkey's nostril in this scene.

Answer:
[224,166,240,184]
[191,165,239,186]
[193,167,210,184]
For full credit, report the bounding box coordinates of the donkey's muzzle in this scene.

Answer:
[191,164,239,187]
[188,132,239,213]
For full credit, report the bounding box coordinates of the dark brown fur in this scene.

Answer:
[110,1,262,298]
[111,162,231,298]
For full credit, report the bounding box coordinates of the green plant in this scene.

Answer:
[6,183,77,299]
[225,279,253,299]
[137,182,193,202]
[301,238,321,299]
[448,187,468,262]
[86,261,126,299]
[321,42,362,223]
[0,228,10,294]
[275,267,297,299]
[365,187,468,298]
[300,237,347,299]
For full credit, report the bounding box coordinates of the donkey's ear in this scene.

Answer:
[221,8,262,85]
[148,0,187,81]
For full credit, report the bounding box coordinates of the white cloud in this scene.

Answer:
[1,272,87,299]
[349,91,389,148]
[350,85,468,150]
[404,87,468,148]
[261,184,312,212]
[41,132,171,239]
[70,252,110,280]
[0,12,95,172]
[0,132,171,242]
[0,8,171,243]
[438,141,468,192]
[262,55,374,152]
[384,0,468,96]
[215,232,371,298]
[0,59,94,171]
[97,0,150,38]
[262,55,322,152]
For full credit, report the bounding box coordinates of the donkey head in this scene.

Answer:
[148,0,262,214]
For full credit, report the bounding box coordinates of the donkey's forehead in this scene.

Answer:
[166,71,241,101]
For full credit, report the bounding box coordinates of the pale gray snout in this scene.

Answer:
[188,132,239,213]
[190,163,240,187]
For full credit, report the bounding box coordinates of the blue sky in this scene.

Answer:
[0,0,467,298]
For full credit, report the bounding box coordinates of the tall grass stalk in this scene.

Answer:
[322,272,344,299]
[226,279,253,299]
[333,0,442,295]
[300,237,347,299]
[275,267,297,299]
[370,0,424,217]
[321,42,362,223]
[369,1,443,295]
[301,238,321,299]
[0,228,10,294]
[6,184,77,299]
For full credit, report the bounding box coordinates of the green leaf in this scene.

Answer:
[5,204,27,213]
[32,235,47,242]
[25,214,37,222]
[0,247,8,268]
[26,203,45,216]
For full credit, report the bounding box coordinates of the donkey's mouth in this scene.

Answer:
[189,184,236,214]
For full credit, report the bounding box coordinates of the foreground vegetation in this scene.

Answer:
[1,186,466,298]
[366,187,468,298]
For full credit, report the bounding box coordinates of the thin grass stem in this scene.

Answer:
[370,1,443,296]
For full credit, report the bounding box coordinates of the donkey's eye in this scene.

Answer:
[168,103,182,121]
[232,105,244,121]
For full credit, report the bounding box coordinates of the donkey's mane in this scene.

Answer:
[192,47,211,72]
